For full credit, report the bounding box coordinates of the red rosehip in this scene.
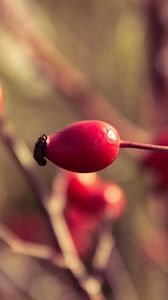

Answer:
[64,171,126,219]
[6,212,54,245]
[63,173,126,256]
[34,120,120,173]
[34,120,168,173]
[102,182,126,219]
[65,172,105,212]
[64,205,101,258]
[65,206,99,231]
[69,225,92,258]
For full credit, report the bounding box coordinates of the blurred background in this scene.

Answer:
[0,0,168,299]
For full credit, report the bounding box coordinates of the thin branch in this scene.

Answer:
[0,2,146,297]
[0,116,48,200]
[92,218,139,300]
[0,100,105,299]
[92,218,115,271]
[0,223,65,268]
[46,174,106,300]
[106,246,140,300]
[0,114,61,250]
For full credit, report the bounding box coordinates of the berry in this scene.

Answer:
[65,172,105,212]
[64,171,126,219]
[63,172,126,256]
[7,212,54,245]
[102,182,126,219]
[34,120,168,173]
[64,195,102,258]
[34,120,120,173]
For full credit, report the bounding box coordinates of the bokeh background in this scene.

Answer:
[0,0,168,299]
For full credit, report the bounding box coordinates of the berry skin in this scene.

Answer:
[102,182,126,219]
[64,206,99,258]
[34,120,120,173]
[62,172,126,257]
[64,171,126,219]
[7,212,55,245]
[65,172,105,212]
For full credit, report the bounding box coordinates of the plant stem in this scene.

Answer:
[0,88,105,300]
[47,174,106,300]
[0,223,64,268]
[120,140,168,152]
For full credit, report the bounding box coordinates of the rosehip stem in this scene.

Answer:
[120,140,168,152]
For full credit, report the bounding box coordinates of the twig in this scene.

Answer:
[0,114,61,250]
[0,0,151,146]
[92,218,115,271]
[0,116,48,200]
[92,218,139,300]
[0,95,106,299]
[46,174,106,300]
[0,223,65,268]
[106,246,140,300]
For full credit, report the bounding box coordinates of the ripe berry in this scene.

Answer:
[102,182,126,219]
[64,171,126,219]
[34,120,168,173]
[7,212,54,245]
[34,120,120,173]
[65,172,105,212]
[63,172,126,256]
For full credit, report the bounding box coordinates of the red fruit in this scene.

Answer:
[63,173,126,256]
[65,206,99,231]
[34,120,120,173]
[6,212,54,245]
[102,182,126,219]
[65,172,105,212]
[64,205,100,258]
[65,171,126,219]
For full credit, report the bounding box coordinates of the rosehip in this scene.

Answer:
[102,182,126,219]
[7,212,54,245]
[64,204,101,257]
[34,120,168,173]
[64,171,126,219]
[33,120,120,173]
[63,173,126,256]
[65,172,105,212]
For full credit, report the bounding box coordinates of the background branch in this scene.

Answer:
[0,0,151,146]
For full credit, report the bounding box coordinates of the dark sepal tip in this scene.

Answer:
[33,134,48,166]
